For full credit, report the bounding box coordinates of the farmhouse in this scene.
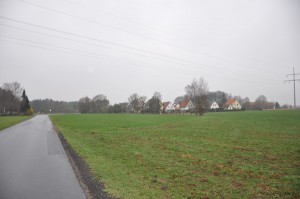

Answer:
[224,99,241,110]
[162,102,175,113]
[179,99,194,111]
[210,101,219,110]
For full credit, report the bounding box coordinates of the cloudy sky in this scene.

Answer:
[0,0,299,105]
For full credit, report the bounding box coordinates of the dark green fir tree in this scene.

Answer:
[20,89,30,114]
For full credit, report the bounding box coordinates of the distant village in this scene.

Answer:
[125,91,281,114]
[1,81,285,115]
[160,98,277,114]
[161,99,242,113]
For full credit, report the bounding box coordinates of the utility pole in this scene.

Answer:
[284,67,300,109]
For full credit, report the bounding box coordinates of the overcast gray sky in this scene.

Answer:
[0,0,299,105]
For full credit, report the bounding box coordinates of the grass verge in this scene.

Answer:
[0,115,33,131]
[50,111,300,198]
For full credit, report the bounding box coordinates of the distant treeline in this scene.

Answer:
[27,93,283,114]
[31,99,78,113]
[1,80,288,116]
[77,95,129,114]
[31,98,129,114]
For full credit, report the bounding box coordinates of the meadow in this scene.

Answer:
[0,115,33,131]
[50,111,300,199]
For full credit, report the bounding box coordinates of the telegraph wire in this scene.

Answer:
[0,16,232,72]
[0,17,281,80]
[0,22,231,75]
[0,35,204,76]
[16,0,281,76]
[29,0,284,76]
[0,38,192,76]
[0,23,186,66]
[0,21,282,83]
[61,0,160,31]
[0,22,224,76]
[0,35,277,84]
[0,16,207,67]
[17,0,205,54]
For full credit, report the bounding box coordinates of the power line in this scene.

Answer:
[38,0,284,76]
[1,0,284,78]
[0,23,188,66]
[0,15,282,82]
[0,34,251,79]
[0,35,202,76]
[17,0,205,54]
[0,19,282,80]
[0,24,223,76]
[62,0,164,32]
[0,22,232,75]
[1,16,264,77]
[0,36,278,85]
[0,16,224,72]
[284,67,300,109]
[15,0,280,76]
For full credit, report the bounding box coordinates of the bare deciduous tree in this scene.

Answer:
[128,93,147,113]
[2,81,23,97]
[255,95,267,109]
[153,91,162,101]
[0,88,17,115]
[185,77,209,115]
[92,94,107,102]
[92,94,109,113]
[146,92,162,114]
[78,96,91,113]
[1,82,23,115]
[208,91,227,108]
[174,95,186,104]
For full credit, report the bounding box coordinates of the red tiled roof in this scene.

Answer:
[225,99,236,106]
[179,99,190,108]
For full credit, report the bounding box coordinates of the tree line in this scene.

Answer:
[0,82,32,115]
[1,78,283,116]
[30,99,78,113]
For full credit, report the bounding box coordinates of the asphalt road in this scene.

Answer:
[0,115,86,199]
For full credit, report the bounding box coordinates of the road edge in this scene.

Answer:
[50,118,113,199]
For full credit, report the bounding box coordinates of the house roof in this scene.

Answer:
[179,99,191,108]
[225,99,236,106]
[162,102,171,109]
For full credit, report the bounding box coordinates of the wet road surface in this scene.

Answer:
[0,115,86,199]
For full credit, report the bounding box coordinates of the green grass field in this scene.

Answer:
[0,115,33,131]
[50,111,300,199]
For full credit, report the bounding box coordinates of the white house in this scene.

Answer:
[224,99,241,110]
[162,102,175,112]
[179,99,194,111]
[210,101,219,109]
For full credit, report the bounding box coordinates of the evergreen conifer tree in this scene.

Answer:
[20,89,31,114]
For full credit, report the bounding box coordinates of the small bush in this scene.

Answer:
[26,107,34,115]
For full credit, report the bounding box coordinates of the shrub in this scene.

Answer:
[26,107,34,115]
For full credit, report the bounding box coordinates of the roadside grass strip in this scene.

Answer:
[0,115,33,131]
